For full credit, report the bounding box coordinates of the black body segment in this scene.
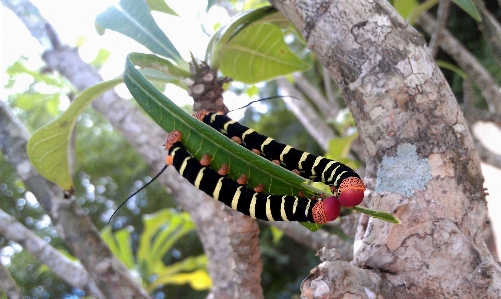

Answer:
[200,112,361,188]
[168,141,321,223]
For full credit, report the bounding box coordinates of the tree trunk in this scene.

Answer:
[271,0,499,297]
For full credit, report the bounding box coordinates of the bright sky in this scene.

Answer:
[1,0,251,114]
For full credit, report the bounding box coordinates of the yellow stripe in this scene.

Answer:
[261,137,273,152]
[280,197,289,221]
[242,128,256,141]
[298,152,309,170]
[326,164,341,183]
[334,170,348,186]
[266,196,274,221]
[231,186,243,210]
[292,198,298,214]
[304,200,311,218]
[322,161,335,181]
[194,168,205,188]
[311,157,323,175]
[224,120,237,132]
[210,113,218,123]
[179,157,190,175]
[280,145,292,166]
[249,194,258,219]
[213,177,224,201]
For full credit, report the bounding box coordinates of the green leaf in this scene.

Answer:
[219,23,310,84]
[436,60,467,79]
[206,6,287,69]
[352,206,401,224]
[393,0,418,19]
[451,0,481,21]
[145,0,178,15]
[95,0,187,67]
[27,78,123,192]
[327,133,359,159]
[124,53,324,231]
[115,228,135,269]
[150,269,211,291]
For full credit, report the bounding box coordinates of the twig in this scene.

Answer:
[427,0,451,58]
[0,259,23,299]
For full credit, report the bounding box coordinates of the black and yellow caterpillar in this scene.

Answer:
[164,130,341,223]
[193,111,365,207]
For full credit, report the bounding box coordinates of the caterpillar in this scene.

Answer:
[193,111,365,208]
[164,130,341,223]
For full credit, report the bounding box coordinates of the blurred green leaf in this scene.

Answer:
[394,0,418,19]
[27,78,123,192]
[146,0,178,15]
[452,0,481,21]
[95,0,187,67]
[90,49,111,69]
[102,209,210,291]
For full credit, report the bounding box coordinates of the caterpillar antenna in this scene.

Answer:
[228,95,300,113]
[108,165,168,225]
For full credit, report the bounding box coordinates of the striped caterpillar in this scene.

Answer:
[164,130,341,223]
[193,111,365,207]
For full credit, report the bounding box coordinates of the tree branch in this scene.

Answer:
[416,12,501,113]
[0,208,104,299]
[0,260,23,299]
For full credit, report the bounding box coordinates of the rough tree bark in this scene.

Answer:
[271,0,500,297]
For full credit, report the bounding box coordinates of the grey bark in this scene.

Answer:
[271,0,499,298]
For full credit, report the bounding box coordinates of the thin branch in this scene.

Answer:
[323,67,340,110]
[0,260,23,299]
[0,208,104,299]
[416,12,501,113]
[427,0,451,58]
[293,73,333,119]
[276,77,336,152]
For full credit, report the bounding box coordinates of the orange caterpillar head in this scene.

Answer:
[312,196,341,224]
[335,177,365,208]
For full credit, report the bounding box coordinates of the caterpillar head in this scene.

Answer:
[312,196,341,223]
[336,177,365,208]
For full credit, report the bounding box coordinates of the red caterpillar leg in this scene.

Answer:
[218,164,229,176]
[200,154,211,167]
[237,174,249,185]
